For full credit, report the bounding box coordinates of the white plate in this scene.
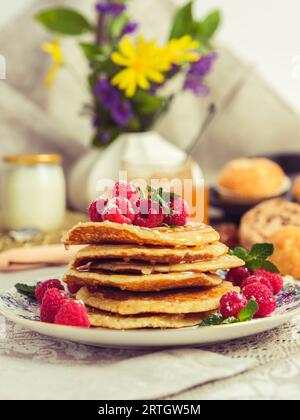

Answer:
[0,276,300,349]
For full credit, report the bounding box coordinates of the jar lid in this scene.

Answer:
[3,154,63,165]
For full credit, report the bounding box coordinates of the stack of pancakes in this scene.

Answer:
[63,221,243,329]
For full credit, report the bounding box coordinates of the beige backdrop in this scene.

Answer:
[0,0,300,181]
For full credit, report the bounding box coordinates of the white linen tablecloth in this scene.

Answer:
[1,267,300,400]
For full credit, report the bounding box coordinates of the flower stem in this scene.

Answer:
[96,13,106,45]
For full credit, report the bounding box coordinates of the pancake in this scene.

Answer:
[63,221,219,247]
[77,281,238,315]
[72,242,228,265]
[64,269,223,292]
[82,254,244,275]
[87,308,212,329]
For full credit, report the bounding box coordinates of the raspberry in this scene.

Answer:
[55,300,90,328]
[254,269,283,295]
[67,283,82,295]
[88,197,108,222]
[35,279,64,303]
[164,198,190,226]
[40,288,68,323]
[102,197,134,224]
[219,291,248,319]
[112,181,140,201]
[240,274,274,294]
[242,283,276,318]
[134,199,164,228]
[225,267,251,287]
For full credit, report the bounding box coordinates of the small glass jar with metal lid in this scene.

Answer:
[1,154,66,232]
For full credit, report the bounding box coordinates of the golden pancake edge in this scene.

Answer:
[87,308,213,329]
[64,269,223,292]
[63,221,220,247]
[72,242,228,265]
[77,281,239,315]
[80,254,243,275]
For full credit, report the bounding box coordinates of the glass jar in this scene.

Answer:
[122,157,208,224]
[1,154,66,232]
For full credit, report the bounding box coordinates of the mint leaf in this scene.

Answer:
[229,247,249,262]
[137,186,146,199]
[201,314,224,326]
[15,283,37,299]
[247,259,280,273]
[259,260,280,274]
[238,299,258,322]
[249,243,274,260]
[162,191,181,202]
[201,314,239,326]
[222,317,239,325]
[230,243,279,274]
[246,259,265,272]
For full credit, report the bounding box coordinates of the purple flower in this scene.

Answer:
[96,2,126,17]
[184,75,209,96]
[95,79,120,110]
[184,53,217,96]
[99,132,111,143]
[93,115,101,127]
[170,64,180,75]
[189,53,217,77]
[112,100,133,127]
[121,22,138,36]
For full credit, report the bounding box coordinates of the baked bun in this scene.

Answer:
[269,226,300,278]
[292,175,300,202]
[218,158,286,201]
[239,198,300,249]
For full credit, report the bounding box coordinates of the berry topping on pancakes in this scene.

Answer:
[88,182,190,228]
[134,199,164,228]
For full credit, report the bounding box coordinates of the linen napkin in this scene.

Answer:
[0,245,83,272]
[0,350,255,400]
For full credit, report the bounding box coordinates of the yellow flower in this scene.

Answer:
[111,35,171,97]
[164,35,200,65]
[42,38,63,88]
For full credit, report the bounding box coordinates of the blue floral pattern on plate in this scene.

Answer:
[0,276,63,321]
[0,276,300,323]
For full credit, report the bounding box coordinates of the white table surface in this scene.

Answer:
[1,267,300,400]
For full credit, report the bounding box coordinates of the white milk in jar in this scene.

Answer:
[1,155,66,231]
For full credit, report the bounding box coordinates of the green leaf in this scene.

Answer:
[230,243,279,273]
[259,260,280,274]
[246,259,264,272]
[132,91,164,114]
[80,43,110,63]
[201,10,221,39]
[222,317,239,325]
[110,14,129,38]
[35,7,93,35]
[162,191,181,202]
[137,187,146,199]
[15,283,37,299]
[249,243,274,261]
[169,1,194,39]
[229,247,249,262]
[247,259,280,273]
[201,314,224,326]
[238,299,259,322]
